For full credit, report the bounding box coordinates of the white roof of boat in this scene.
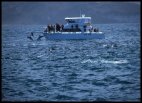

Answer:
[65,17,91,19]
[65,14,91,19]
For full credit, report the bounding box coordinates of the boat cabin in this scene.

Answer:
[44,14,98,33]
[63,14,93,32]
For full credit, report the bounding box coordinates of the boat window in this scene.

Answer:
[79,19,91,24]
[85,19,91,23]
[66,19,76,23]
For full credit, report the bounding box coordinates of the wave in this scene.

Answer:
[81,59,97,63]
[81,59,128,64]
[37,54,45,58]
[101,60,128,64]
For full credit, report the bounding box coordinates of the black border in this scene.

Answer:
[1,0,141,103]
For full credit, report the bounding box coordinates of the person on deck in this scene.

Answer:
[51,25,54,32]
[48,25,51,32]
[61,24,64,32]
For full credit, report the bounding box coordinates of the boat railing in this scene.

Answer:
[45,31,102,34]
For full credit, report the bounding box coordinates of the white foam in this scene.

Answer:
[103,44,107,47]
[81,59,97,63]
[32,43,36,46]
[101,60,128,64]
[81,59,128,64]
[37,54,44,58]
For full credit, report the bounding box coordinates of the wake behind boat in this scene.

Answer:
[28,14,105,40]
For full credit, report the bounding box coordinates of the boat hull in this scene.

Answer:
[43,32,105,40]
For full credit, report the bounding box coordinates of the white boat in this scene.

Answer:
[29,14,105,40]
[43,32,104,40]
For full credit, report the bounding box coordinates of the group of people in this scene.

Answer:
[44,23,64,33]
[44,23,99,33]
[83,25,99,32]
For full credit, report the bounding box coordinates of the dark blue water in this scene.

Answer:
[2,23,140,101]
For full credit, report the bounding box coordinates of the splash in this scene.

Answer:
[81,59,128,64]
[81,59,97,63]
[101,60,128,64]
[37,54,45,58]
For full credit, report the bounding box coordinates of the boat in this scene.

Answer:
[29,14,105,40]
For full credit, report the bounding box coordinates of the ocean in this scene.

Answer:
[2,23,140,101]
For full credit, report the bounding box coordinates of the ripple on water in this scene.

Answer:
[2,24,140,101]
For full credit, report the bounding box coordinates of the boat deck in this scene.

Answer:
[44,31,103,34]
